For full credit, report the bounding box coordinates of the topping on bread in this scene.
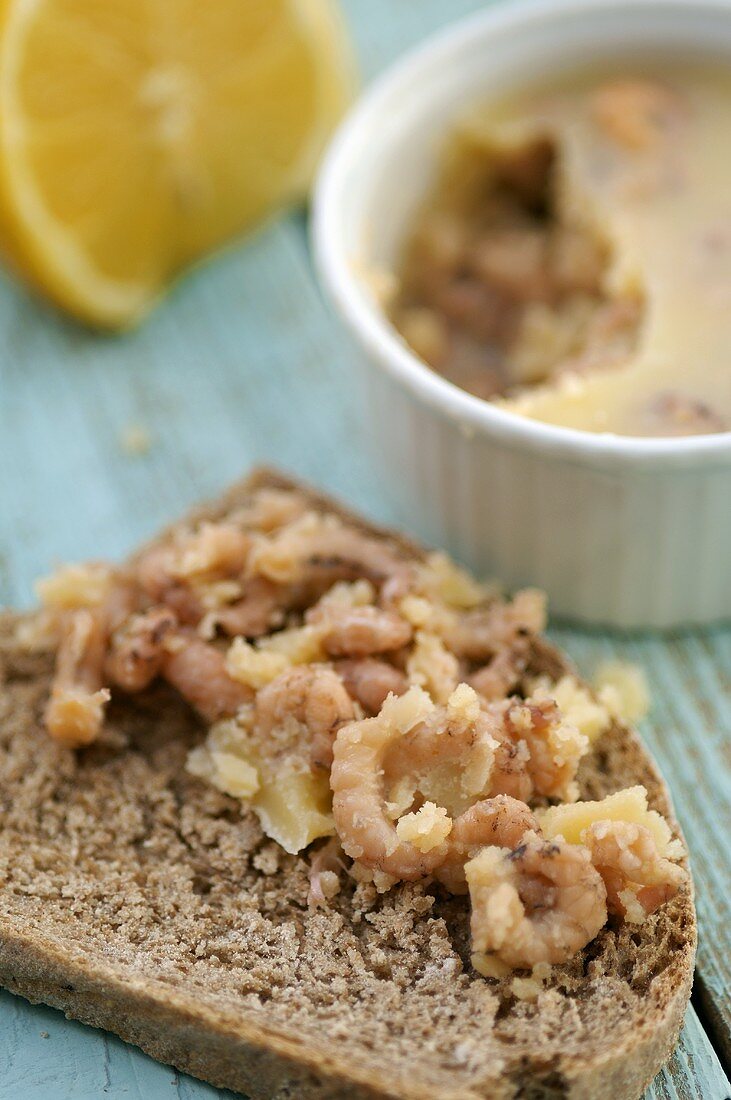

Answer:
[31,480,686,973]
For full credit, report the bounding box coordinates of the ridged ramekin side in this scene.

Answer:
[359,358,731,628]
[314,0,731,628]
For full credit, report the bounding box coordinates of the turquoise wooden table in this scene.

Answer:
[1,2,729,1097]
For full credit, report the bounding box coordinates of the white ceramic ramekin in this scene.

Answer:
[314,0,731,629]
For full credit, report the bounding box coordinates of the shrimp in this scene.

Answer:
[382,686,500,816]
[468,644,530,702]
[583,820,685,922]
[331,685,507,880]
[135,544,205,625]
[307,837,346,908]
[254,666,355,771]
[380,684,543,821]
[169,522,251,581]
[105,606,178,692]
[209,575,286,638]
[162,631,252,722]
[591,78,686,151]
[231,488,308,533]
[330,687,456,880]
[441,588,546,662]
[335,657,408,714]
[135,523,250,627]
[442,695,585,806]
[488,724,534,803]
[319,604,413,657]
[138,530,285,639]
[467,833,608,971]
[45,608,110,748]
[501,697,588,802]
[44,576,137,747]
[251,517,415,602]
[434,795,538,894]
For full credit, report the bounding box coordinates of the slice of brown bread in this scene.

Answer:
[0,469,695,1100]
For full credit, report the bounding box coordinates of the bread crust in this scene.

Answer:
[0,468,695,1099]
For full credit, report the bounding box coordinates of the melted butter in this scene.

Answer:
[482,63,731,435]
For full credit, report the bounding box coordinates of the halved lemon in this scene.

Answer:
[0,0,354,327]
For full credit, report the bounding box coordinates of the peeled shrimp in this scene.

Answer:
[501,697,588,802]
[170,522,251,580]
[468,644,529,701]
[44,576,138,747]
[331,686,507,880]
[584,820,685,922]
[441,589,546,662]
[330,687,456,880]
[45,608,110,748]
[451,695,585,806]
[210,575,285,638]
[592,78,686,151]
[252,518,415,602]
[486,716,533,803]
[335,657,407,714]
[319,604,412,658]
[434,796,538,894]
[383,691,500,814]
[105,606,178,692]
[136,545,205,625]
[136,523,250,623]
[138,532,284,639]
[254,665,355,771]
[162,631,252,722]
[307,837,346,908]
[467,832,608,970]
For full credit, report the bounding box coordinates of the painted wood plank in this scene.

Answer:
[3,988,728,1100]
[645,1005,730,1100]
[0,0,729,1097]
[552,624,731,1069]
[0,989,239,1100]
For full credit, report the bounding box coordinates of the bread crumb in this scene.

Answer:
[39,1031,49,1039]
[372,869,399,893]
[120,423,152,456]
[253,844,281,875]
[594,661,650,724]
[511,962,552,1001]
[396,802,452,853]
[15,611,59,652]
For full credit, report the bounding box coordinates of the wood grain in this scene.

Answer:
[552,624,731,1076]
[0,0,729,1097]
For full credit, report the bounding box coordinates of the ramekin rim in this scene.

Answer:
[313,0,731,468]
